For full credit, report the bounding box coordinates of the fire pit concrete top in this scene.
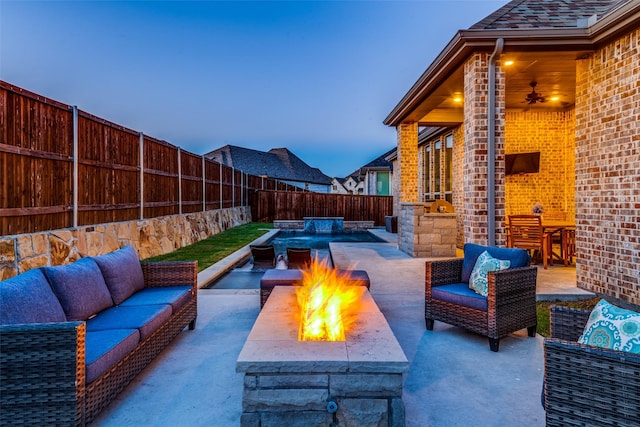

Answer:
[236,286,408,374]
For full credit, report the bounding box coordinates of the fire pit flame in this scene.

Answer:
[296,258,365,341]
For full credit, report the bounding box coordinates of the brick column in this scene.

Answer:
[462,53,506,246]
[397,122,419,205]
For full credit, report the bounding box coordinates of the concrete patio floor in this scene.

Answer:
[92,229,593,426]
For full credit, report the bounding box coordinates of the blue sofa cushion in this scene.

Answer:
[0,268,67,324]
[86,304,172,340]
[85,329,140,383]
[431,283,488,311]
[92,245,145,305]
[118,286,192,313]
[461,243,530,284]
[43,257,113,321]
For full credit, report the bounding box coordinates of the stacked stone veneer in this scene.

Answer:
[237,287,408,427]
[574,28,640,305]
[398,203,456,257]
[0,206,250,280]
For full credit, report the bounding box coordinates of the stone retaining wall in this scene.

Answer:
[0,207,250,280]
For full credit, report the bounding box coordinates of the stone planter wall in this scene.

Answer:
[0,206,250,280]
[398,203,456,257]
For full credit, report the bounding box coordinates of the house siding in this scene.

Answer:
[575,28,640,304]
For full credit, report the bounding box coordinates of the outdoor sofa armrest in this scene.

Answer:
[543,336,640,427]
[548,305,590,342]
[0,321,86,426]
[141,260,198,289]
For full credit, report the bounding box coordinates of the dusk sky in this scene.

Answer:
[1,0,508,177]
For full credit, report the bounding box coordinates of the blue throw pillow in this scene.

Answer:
[461,243,529,283]
[92,245,145,305]
[578,299,640,354]
[0,268,67,324]
[468,251,510,296]
[43,257,113,321]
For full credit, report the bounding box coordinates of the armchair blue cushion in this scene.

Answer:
[461,243,530,283]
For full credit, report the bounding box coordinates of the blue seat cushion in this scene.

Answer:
[431,283,488,311]
[85,329,140,383]
[92,245,145,305]
[118,286,192,313]
[43,257,114,321]
[461,243,530,283]
[0,268,67,325]
[86,304,172,340]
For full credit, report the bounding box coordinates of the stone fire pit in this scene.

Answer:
[236,286,409,426]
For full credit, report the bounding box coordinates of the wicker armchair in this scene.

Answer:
[425,243,538,351]
[543,306,640,427]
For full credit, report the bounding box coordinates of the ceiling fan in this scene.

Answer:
[524,81,546,104]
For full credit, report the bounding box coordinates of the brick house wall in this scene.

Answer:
[504,110,576,219]
[574,28,640,304]
[462,53,506,246]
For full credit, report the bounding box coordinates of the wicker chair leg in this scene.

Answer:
[489,338,500,352]
[425,319,434,330]
[527,325,536,337]
[189,319,196,330]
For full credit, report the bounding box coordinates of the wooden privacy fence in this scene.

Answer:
[250,191,393,226]
[0,82,302,236]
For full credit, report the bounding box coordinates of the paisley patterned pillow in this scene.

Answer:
[578,299,640,354]
[469,251,510,297]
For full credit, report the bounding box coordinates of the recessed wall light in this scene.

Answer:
[504,60,514,66]
[550,96,560,101]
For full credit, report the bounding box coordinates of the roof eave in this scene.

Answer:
[383,27,598,127]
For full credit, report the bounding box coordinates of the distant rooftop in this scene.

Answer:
[204,145,331,185]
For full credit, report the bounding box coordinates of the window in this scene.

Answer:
[434,141,441,194]
[424,145,431,198]
[445,134,453,203]
[423,132,454,202]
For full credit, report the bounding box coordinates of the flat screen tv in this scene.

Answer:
[505,152,540,175]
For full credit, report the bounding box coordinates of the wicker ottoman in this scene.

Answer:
[259,269,370,308]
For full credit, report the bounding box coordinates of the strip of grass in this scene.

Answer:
[144,222,273,272]
[536,297,600,337]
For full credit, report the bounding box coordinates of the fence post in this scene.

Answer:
[72,106,78,228]
[232,167,235,208]
[177,147,182,214]
[202,155,206,212]
[139,132,144,220]
[219,163,223,209]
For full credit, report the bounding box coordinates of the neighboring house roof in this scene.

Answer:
[204,145,331,185]
[471,0,629,29]
[359,147,396,173]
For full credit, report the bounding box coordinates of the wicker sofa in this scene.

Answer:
[425,243,538,351]
[0,245,198,426]
[543,305,640,427]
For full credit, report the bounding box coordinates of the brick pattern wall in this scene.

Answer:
[397,122,419,204]
[452,125,465,248]
[505,110,576,219]
[574,28,640,305]
[463,53,506,246]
